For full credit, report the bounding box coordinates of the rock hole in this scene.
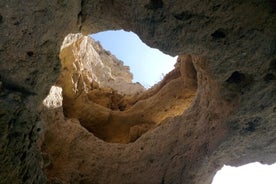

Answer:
[263,73,275,82]
[41,30,198,144]
[20,152,26,161]
[226,71,245,84]
[91,30,176,88]
[211,29,226,39]
[223,71,253,99]
[212,162,276,184]
[212,4,222,11]
[244,121,256,132]
[26,51,34,57]
[174,11,193,21]
[145,0,164,10]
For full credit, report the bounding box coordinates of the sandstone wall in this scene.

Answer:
[0,0,275,184]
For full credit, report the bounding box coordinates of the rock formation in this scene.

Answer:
[59,33,145,96]
[42,34,197,144]
[0,0,275,184]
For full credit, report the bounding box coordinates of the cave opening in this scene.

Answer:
[1,1,275,183]
[212,162,276,184]
[41,30,198,144]
[90,29,178,89]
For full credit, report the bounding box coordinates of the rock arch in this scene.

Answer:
[0,1,275,183]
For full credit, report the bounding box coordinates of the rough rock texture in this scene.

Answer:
[59,33,145,96]
[44,35,197,144]
[41,54,229,184]
[0,0,275,184]
[0,1,81,183]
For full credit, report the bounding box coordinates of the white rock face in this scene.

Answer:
[59,33,145,96]
[43,86,63,108]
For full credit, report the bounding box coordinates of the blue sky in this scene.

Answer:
[91,30,177,88]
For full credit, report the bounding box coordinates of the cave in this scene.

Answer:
[0,1,275,184]
[41,32,195,144]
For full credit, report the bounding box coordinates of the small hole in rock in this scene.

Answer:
[244,121,256,132]
[20,152,26,161]
[263,73,275,82]
[26,51,34,57]
[145,0,164,10]
[211,29,226,39]
[13,21,20,26]
[226,71,245,84]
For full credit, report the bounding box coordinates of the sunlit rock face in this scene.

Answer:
[59,33,145,97]
[42,86,63,109]
[0,1,275,184]
[43,34,197,144]
[41,51,236,183]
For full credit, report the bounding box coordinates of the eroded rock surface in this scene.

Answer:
[0,0,275,184]
[45,34,196,143]
[41,53,236,184]
[59,33,145,97]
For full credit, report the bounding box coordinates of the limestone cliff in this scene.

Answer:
[0,1,275,184]
[59,34,145,97]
